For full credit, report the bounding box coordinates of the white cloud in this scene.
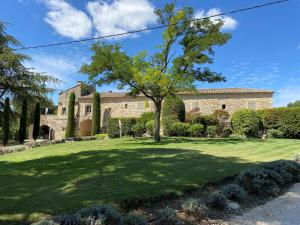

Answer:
[41,0,92,40]
[195,8,238,30]
[275,86,300,107]
[86,0,157,39]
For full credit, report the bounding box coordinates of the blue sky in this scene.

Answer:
[1,0,300,106]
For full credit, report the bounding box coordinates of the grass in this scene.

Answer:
[0,137,299,224]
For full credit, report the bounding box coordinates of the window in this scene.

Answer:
[137,101,144,112]
[192,102,200,110]
[62,107,66,115]
[248,101,256,110]
[125,103,128,109]
[222,104,226,110]
[85,105,92,115]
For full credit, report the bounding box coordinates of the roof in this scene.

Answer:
[78,88,273,99]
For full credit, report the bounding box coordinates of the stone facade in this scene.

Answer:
[38,82,273,140]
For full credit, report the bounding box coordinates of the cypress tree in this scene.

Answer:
[65,92,75,138]
[2,97,10,146]
[32,102,40,141]
[91,92,101,135]
[18,98,28,144]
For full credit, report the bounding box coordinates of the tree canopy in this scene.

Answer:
[81,2,231,141]
[287,100,300,108]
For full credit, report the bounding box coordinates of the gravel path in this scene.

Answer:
[226,183,300,225]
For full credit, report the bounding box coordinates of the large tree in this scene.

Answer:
[287,100,300,108]
[81,3,230,141]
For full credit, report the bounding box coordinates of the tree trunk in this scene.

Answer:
[154,101,162,142]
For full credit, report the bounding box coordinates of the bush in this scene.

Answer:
[231,109,260,138]
[188,124,205,137]
[221,184,247,202]
[207,125,217,138]
[54,214,81,225]
[107,118,120,138]
[95,133,108,139]
[166,122,190,137]
[155,207,179,225]
[221,128,232,138]
[162,95,185,122]
[123,214,148,225]
[65,93,76,138]
[267,129,284,139]
[31,220,59,225]
[77,205,123,225]
[146,120,155,137]
[212,109,230,121]
[120,118,137,136]
[181,198,207,217]
[132,123,145,137]
[208,192,227,209]
[191,115,217,128]
[139,112,155,127]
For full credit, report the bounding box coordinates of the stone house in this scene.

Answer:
[38,81,273,140]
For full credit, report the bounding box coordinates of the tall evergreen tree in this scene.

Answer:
[2,97,10,146]
[91,92,101,135]
[18,98,27,144]
[65,92,75,138]
[32,102,40,140]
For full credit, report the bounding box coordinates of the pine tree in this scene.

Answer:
[2,97,10,146]
[65,92,75,138]
[32,102,40,140]
[18,99,28,144]
[91,92,101,135]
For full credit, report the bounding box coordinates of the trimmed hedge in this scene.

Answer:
[162,95,185,122]
[207,125,217,138]
[120,118,137,136]
[191,115,217,128]
[231,109,260,138]
[107,118,120,138]
[166,122,190,137]
[258,107,300,139]
[188,124,205,137]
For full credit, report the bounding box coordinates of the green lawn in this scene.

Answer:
[0,137,299,224]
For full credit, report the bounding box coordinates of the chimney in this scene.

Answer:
[77,81,82,86]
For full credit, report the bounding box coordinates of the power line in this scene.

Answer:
[14,0,288,51]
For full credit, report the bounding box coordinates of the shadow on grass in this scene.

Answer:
[0,146,261,225]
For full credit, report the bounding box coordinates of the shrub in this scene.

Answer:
[181,198,207,217]
[231,109,260,138]
[191,115,217,128]
[207,125,217,138]
[54,214,81,225]
[267,129,284,139]
[208,192,227,209]
[155,207,179,225]
[77,205,123,225]
[123,214,148,225]
[2,97,10,145]
[221,184,247,202]
[221,128,232,138]
[31,220,59,225]
[18,98,27,144]
[120,118,137,136]
[65,93,76,138]
[188,124,205,137]
[139,112,155,127]
[91,92,101,136]
[132,123,145,137]
[162,116,176,136]
[167,122,190,137]
[107,118,120,138]
[162,95,185,122]
[212,109,229,121]
[95,133,108,139]
[146,120,155,136]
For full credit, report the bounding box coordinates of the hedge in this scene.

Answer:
[120,118,137,136]
[162,95,185,122]
[191,115,217,128]
[146,120,155,136]
[231,109,260,138]
[188,124,205,137]
[107,118,120,138]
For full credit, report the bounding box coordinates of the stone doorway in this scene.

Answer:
[40,125,54,140]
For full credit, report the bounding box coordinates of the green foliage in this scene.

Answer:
[155,207,179,225]
[107,118,120,138]
[120,118,137,136]
[162,95,185,122]
[181,198,207,216]
[208,192,227,209]
[91,92,101,136]
[140,112,155,127]
[287,100,300,108]
[31,220,59,225]
[231,109,260,138]
[221,128,233,138]
[221,184,247,202]
[207,125,217,138]
[2,97,10,145]
[258,107,300,138]
[18,99,27,144]
[95,133,108,139]
[191,115,217,128]
[123,214,148,225]
[188,124,205,137]
[32,102,41,141]
[132,123,145,137]
[165,121,190,137]
[65,93,76,138]
[267,129,284,139]
[146,120,155,137]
